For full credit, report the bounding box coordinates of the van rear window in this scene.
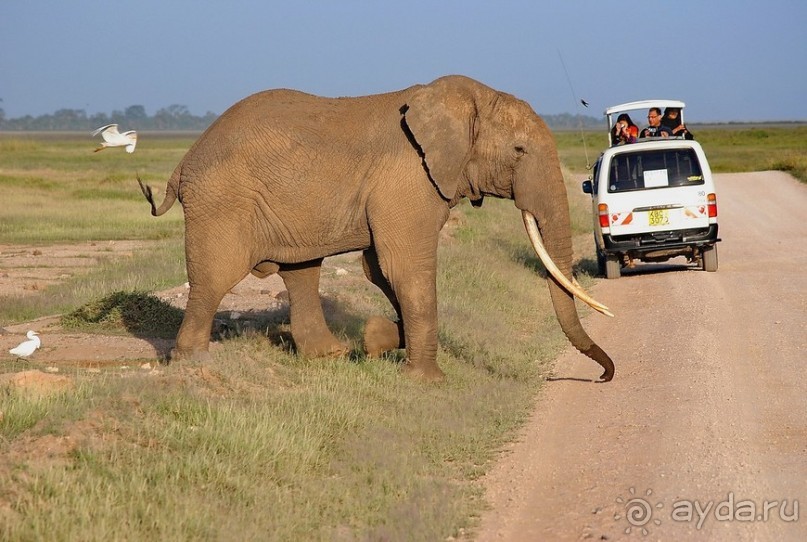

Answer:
[607,148,704,193]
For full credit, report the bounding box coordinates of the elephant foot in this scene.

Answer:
[402,360,446,383]
[170,347,212,363]
[295,336,350,358]
[363,316,404,357]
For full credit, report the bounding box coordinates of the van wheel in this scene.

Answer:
[605,255,621,279]
[596,252,606,276]
[702,245,718,272]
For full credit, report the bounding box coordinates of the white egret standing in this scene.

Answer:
[91,124,137,153]
[9,330,41,358]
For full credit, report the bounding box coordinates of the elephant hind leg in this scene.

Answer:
[175,255,251,361]
[279,259,349,358]
[361,248,405,357]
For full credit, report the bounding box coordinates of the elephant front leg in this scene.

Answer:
[394,275,445,382]
[279,259,349,358]
[368,194,449,381]
[371,244,445,381]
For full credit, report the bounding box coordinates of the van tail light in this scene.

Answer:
[598,203,610,228]
[707,193,718,218]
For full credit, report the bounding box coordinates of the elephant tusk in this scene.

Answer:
[522,211,614,318]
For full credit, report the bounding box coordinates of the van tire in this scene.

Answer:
[702,245,718,272]
[605,255,621,279]
[596,252,606,276]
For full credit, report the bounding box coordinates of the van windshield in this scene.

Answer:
[607,148,703,193]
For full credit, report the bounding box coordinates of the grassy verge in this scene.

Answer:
[553,124,807,183]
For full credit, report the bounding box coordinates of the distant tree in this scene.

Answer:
[125,105,147,124]
[89,112,111,129]
[167,104,190,118]
[109,109,126,126]
[52,109,88,130]
[541,113,602,130]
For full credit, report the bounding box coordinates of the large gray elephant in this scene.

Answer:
[139,75,615,382]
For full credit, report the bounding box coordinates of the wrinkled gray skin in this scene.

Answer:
[140,75,614,382]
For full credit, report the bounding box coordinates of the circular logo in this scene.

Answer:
[615,488,663,536]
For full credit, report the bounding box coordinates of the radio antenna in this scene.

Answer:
[557,49,591,169]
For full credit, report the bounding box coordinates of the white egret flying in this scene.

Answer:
[91,124,137,153]
[9,330,41,358]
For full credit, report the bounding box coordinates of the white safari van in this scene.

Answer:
[582,100,719,279]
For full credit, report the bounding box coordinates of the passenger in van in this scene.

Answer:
[639,108,672,138]
[662,107,695,140]
[611,113,639,145]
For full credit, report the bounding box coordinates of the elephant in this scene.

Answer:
[138,75,615,382]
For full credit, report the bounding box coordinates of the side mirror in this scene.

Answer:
[582,179,593,194]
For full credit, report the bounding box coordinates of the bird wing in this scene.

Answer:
[124,131,137,152]
[91,124,117,137]
[100,125,123,143]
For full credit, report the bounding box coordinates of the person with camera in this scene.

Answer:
[611,113,639,145]
[639,108,673,138]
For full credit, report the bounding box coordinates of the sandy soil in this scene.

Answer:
[475,172,806,541]
[0,241,296,365]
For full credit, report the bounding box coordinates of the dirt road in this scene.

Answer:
[476,172,806,541]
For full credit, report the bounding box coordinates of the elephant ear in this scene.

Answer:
[403,78,477,201]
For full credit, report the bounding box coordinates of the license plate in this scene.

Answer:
[648,209,669,226]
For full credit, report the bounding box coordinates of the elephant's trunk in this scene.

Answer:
[521,211,615,382]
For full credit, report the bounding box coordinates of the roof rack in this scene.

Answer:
[605,100,685,116]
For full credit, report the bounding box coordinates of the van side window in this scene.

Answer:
[608,148,704,193]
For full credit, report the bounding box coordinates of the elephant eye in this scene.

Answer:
[514,145,527,156]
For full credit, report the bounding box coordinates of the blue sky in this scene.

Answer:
[1,1,805,122]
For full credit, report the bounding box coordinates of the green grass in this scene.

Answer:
[0,133,187,243]
[553,124,807,183]
[695,125,807,181]
[0,129,803,540]
[60,291,185,338]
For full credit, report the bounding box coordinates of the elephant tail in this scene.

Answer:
[137,168,180,217]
